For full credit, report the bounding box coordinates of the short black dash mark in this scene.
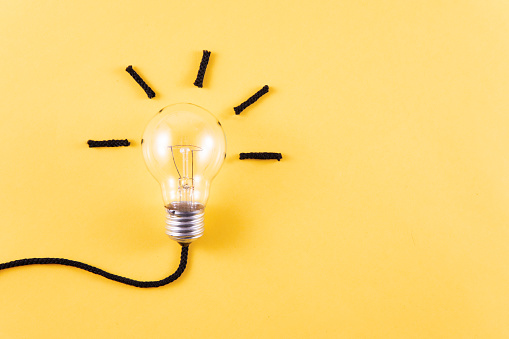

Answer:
[193,50,211,88]
[234,85,269,115]
[88,139,130,148]
[125,65,156,99]
[239,152,282,161]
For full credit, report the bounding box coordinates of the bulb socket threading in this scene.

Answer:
[166,202,205,245]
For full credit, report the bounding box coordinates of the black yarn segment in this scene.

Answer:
[234,85,269,115]
[239,152,282,161]
[87,139,130,148]
[0,245,189,288]
[125,65,156,99]
[193,50,211,88]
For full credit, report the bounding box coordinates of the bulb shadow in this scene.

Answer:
[198,203,245,251]
[90,194,244,253]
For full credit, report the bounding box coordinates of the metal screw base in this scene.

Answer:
[165,202,205,245]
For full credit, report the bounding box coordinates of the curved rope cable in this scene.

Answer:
[0,245,189,288]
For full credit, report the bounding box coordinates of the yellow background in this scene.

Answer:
[0,1,508,337]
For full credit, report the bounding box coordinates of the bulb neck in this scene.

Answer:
[165,202,205,245]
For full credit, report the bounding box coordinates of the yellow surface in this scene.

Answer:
[0,1,508,337]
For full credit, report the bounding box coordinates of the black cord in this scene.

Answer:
[87,139,130,148]
[234,85,269,115]
[194,50,211,88]
[0,245,189,288]
[125,65,156,99]
[240,152,282,161]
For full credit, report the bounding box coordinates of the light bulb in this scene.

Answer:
[142,103,226,244]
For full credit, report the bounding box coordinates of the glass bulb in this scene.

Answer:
[142,103,226,244]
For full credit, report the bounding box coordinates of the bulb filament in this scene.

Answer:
[169,145,203,206]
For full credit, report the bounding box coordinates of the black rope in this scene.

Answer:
[125,65,156,99]
[87,139,130,148]
[234,85,269,115]
[0,245,189,288]
[193,50,211,88]
[239,152,282,161]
